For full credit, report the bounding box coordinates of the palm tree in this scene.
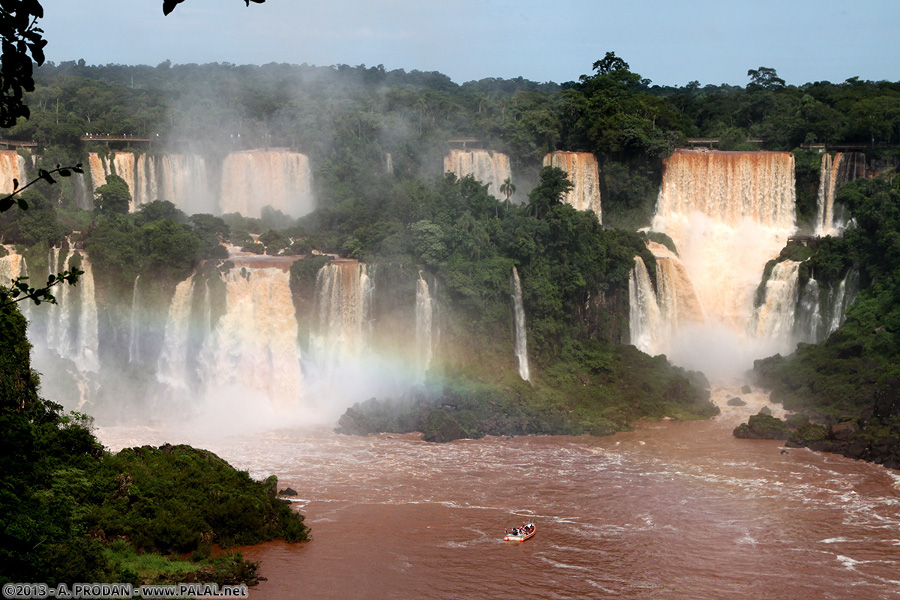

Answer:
[500,177,516,212]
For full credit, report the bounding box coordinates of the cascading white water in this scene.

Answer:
[0,150,26,194]
[0,250,25,286]
[76,255,100,373]
[642,150,797,374]
[89,152,138,212]
[815,153,840,237]
[814,152,865,237]
[628,256,661,354]
[543,151,602,222]
[651,242,704,331]
[444,149,512,198]
[415,272,434,380]
[44,245,100,373]
[751,260,801,342]
[90,150,317,217]
[156,276,196,390]
[128,275,141,364]
[134,154,158,209]
[157,154,213,215]
[196,268,303,411]
[510,266,530,381]
[220,150,314,218]
[795,278,822,343]
[90,152,214,213]
[794,269,859,344]
[311,262,373,370]
[45,247,64,348]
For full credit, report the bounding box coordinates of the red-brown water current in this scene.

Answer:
[97,386,900,599]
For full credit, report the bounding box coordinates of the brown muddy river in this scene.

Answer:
[98,387,900,599]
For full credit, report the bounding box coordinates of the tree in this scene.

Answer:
[527,166,572,219]
[747,67,786,90]
[0,0,46,127]
[500,177,516,210]
[592,51,630,75]
[94,174,131,215]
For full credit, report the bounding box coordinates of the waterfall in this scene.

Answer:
[220,150,314,218]
[0,150,26,194]
[158,154,213,215]
[543,151,602,222]
[134,153,158,208]
[795,278,823,343]
[45,247,63,350]
[751,260,801,341]
[89,152,214,213]
[0,250,26,319]
[628,256,662,354]
[815,153,839,236]
[444,149,512,198]
[0,250,25,286]
[89,150,317,217]
[73,173,93,210]
[311,262,373,369]
[415,272,434,379]
[814,152,866,237]
[654,151,796,228]
[828,269,859,334]
[157,275,196,390]
[76,255,100,373]
[511,266,530,381]
[128,275,141,363]
[88,152,138,212]
[196,268,303,410]
[642,150,797,373]
[44,246,99,373]
[794,269,859,344]
[385,152,394,175]
[646,241,704,334]
[87,153,105,195]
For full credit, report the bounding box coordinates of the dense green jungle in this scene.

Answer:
[3,51,900,585]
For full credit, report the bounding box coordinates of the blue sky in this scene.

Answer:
[38,0,900,86]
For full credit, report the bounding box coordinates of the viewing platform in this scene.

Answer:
[686,138,764,149]
[81,134,155,148]
[448,138,486,150]
[0,139,37,150]
[786,235,827,248]
[800,142,896,153]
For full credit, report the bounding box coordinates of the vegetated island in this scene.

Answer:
[0,303,309,586]
[336,342,717,443]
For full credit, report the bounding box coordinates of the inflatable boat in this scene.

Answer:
[504,523,535,542]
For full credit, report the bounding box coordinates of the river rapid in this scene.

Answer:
[97,385,900,599]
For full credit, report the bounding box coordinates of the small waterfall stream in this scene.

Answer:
[511,266,530,381]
